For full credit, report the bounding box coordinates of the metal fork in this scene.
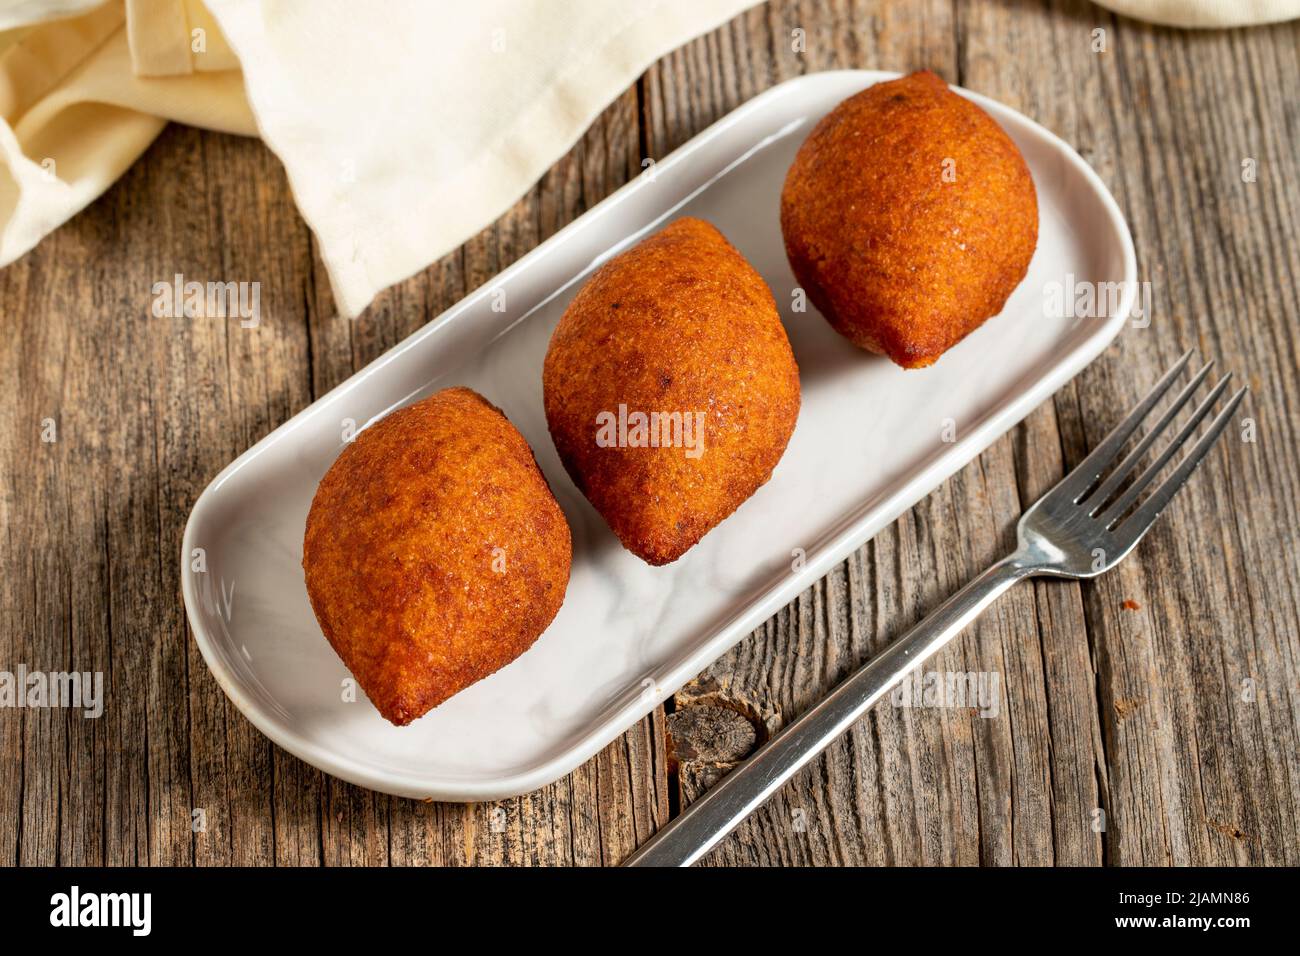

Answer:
[624,351,1246,866]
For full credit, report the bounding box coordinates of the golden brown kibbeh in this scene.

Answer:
[780,70,1038,368]
[302,387,571,726]
[543,217,800,566]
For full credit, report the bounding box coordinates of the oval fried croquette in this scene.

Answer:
[302,387,571,726]
[543,217,800,566]
[780,70,1038,368]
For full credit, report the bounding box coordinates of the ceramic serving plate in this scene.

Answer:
[182,70,1136,800]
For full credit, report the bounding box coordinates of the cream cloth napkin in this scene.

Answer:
[0,1,250,274]
[1092,0,1299,27]
[0,0,760,317]
[2,0,1297,317]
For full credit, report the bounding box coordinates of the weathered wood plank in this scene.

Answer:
[645,0,1300,867]
[0,88,666,866]
[642,0,1064,868]
[1077,14,1300,865]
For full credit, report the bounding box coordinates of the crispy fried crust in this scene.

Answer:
[302,387,571,726]
[780,70,1038,368]
[543,217,800,565]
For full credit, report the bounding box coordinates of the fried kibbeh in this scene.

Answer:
[543,217,800,566]
[302,387,571,726]
[780,70,1038,368]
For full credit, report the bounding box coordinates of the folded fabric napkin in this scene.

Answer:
[1,0,761,316]
[1092,0,1299,27]
[2,0,1296,317]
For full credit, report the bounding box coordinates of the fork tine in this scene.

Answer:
[1059,349,1193,503]
[1098,374,1233,528]
[1103,383,1245,535]
[1083,360,1215,514]
[1113,386,1247,545]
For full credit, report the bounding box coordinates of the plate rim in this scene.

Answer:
[182,69,1137,800]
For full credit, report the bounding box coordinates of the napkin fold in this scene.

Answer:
[208,0,761,317]
[1,0,1297,317]
[0,0,761,316]
[0,1,252,269]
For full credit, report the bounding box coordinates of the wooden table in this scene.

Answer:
[3,1,1297,867]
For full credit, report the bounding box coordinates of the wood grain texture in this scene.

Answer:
[1,0,1296,867]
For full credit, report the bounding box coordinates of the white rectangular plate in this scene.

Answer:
[183,71,1135,800]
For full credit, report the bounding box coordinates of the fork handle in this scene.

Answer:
[623,553,1032,866]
